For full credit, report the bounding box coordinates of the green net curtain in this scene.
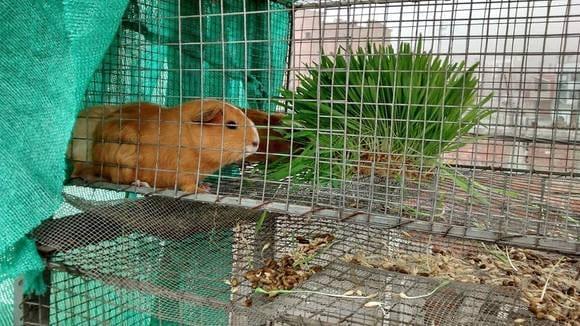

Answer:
[0,1,130,324]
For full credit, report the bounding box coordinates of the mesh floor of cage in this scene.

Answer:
[68,165,580,254]
[26,195,572,325]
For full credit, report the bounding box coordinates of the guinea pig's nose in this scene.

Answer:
[252,141,259,148]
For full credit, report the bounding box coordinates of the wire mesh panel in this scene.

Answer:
[65,0,580,255]
[26,195,574,325]
[46,0,580,324]
[27,195,274,325]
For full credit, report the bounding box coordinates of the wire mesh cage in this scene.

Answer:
[19,0,580,325]
[23,194,568,325]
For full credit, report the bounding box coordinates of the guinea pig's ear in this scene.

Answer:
[190,103,223,122]
[269,112,285,125]
[244,109,266,124]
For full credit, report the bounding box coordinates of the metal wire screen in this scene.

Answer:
[23,0,580,325]
[25,194,567,325]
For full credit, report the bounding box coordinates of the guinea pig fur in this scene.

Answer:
[244,109,294,163]
[71,100,260,193]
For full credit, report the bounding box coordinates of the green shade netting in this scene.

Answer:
[0,0,290,324]
[0,0,130,323]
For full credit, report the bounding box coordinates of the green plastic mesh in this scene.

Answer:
[1,0,290,323]
[0,0,129,323]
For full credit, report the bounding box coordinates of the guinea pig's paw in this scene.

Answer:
[181,183,210,194]
[199,183,211,193]
[181,184,200,193]
[131,180,152,188]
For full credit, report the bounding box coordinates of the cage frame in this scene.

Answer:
[18,0,580,324]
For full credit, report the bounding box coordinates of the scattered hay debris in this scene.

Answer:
[342,246,579,323]
[242,233,335,305]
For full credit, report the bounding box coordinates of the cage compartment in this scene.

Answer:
[23,196,571,325]
[26,196,277,325]
[64,0,580,255]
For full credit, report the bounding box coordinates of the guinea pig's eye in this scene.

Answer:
[226,121,237,130]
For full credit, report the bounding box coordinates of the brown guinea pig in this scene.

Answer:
[244,109,294,163]
[71,100,260,193]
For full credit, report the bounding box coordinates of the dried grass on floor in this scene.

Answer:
[342,245,579,324]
